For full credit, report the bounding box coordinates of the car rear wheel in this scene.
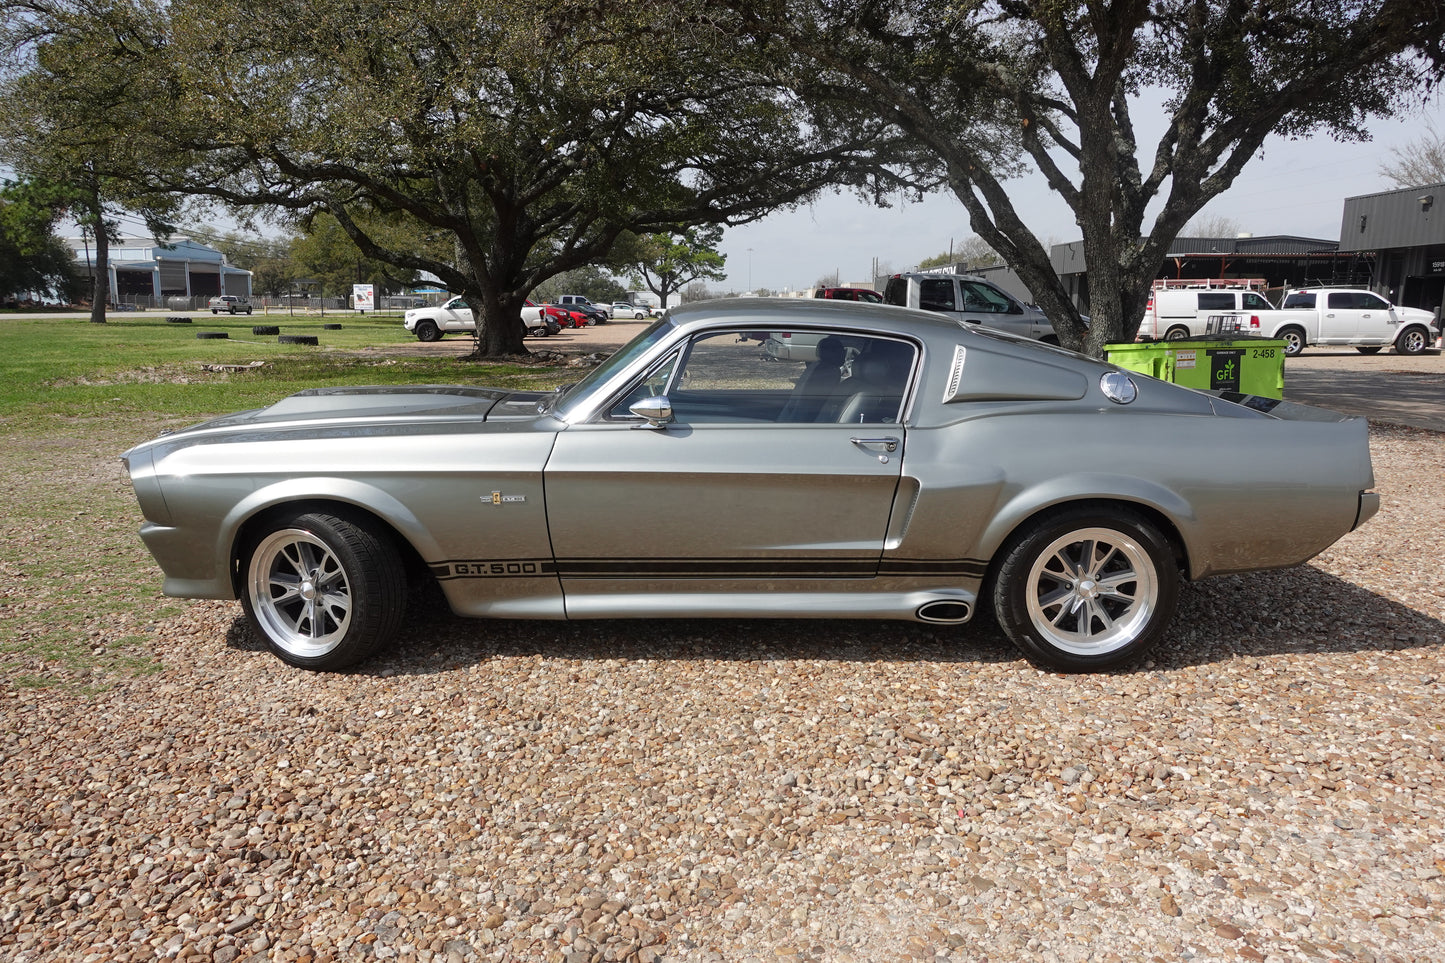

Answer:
[991,507,1178,672]
[241,512,406,670]
[1277,326,1306,356]
[1164,326,1190,341]
[1395,327,1429,355]
[414,320,441,342]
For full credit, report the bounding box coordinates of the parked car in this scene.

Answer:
[403,297,555,341]
[882,273,1056,341]
[1138,279,1276,341]
[122,298,1377,674]
[557,295,607,323]
[610,301,649,319]
[1139,280,1438,356]
[814,287,883,303]
[1267,288,1437,356]
[543,304,591,328]
[208,295,253,315]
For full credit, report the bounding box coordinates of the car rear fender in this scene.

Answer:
[979,477,1196,577]
[222,478,445,594]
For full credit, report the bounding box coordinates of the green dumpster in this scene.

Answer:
[1105,336,1286,399]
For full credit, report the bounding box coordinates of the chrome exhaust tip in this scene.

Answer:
[916,600,973,624]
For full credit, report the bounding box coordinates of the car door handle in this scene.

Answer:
[851,436,898,453]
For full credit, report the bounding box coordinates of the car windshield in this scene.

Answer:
[548,317,674,417]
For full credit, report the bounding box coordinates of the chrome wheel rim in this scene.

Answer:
[1402,330,1425,352]
[1282,332,1303,355]
[248,528,353,658]
[1025,527,1158,656]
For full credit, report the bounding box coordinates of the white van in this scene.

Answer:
[1139,280,1275,340]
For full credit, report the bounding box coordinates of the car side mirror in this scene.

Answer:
[630,395,674,428]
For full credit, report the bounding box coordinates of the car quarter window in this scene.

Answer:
[606,330,916,425]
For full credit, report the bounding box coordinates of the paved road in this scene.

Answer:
[1281,349,1445,432]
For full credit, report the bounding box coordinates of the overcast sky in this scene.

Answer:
[718,94,1445,294]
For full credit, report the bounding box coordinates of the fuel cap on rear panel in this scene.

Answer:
[1100,371,1138,405]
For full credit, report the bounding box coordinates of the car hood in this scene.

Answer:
[130,385,552,450]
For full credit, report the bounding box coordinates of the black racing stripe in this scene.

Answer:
[433,557,991,581]
[878,559,989,578]
[555,558,880,579]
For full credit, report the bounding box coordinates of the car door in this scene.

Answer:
[1320,291,1369,345]
[437,296,475,332]
[1346,291,1398,345]
[543,329,915,612]
[956,280,1039,337]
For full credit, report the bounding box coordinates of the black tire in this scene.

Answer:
[991,506,1179,672]
[253,325,280,335]
[196,331,229,339]
[211,309,219,314]
[245,307,253,315]
[278,335,319,345]
[240,512,406,670]
[1278,326,1306,357]
[1163,326,1190,341]
[1355,346,1383,355]
[414,320,442,342]
[323,323,342,330]
[166,316,192,324]
[1395,327,1429,355]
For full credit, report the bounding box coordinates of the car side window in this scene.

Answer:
[958,281,1012,313]
[1282,292,1315,309]
[1197,293,1236,311]
[607,331,915,425]
[919,279,956,312]
[1327,292,1359,310]
[1242,293,1272,311]
[607,349,681,419]
[1358,293,1389,311]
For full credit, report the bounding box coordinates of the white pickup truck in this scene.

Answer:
[1218,288,1437,357]
[403,296,553,342]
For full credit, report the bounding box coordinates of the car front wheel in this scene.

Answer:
[1395,327,1429,355]
[414,320,441,342]
[991,507,1179,672]
[241,512,406,670]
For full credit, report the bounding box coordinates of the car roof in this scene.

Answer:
[668,296,979,341]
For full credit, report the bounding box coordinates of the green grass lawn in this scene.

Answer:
[0,312,570,688]
[0,311,565,428]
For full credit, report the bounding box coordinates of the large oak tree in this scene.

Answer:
[736,0,1444,354]
[139,0,919,355]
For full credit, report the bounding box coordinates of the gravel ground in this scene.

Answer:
[2,409,1443,962]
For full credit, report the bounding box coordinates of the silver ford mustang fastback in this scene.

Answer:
[121,299,1378,672]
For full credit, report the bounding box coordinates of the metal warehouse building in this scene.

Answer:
[1340,181,1445,316]
[65,236,253,307]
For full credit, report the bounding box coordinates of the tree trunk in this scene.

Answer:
[88,221,109,325]
[465,288,529,357]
